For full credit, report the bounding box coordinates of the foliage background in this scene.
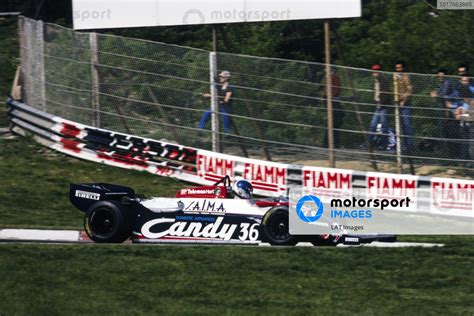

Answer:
[2,0,474,84]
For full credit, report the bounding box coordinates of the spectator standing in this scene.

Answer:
[454,78,472,160]
[322,70,345,148]
[369,64,392,148]
[198,70,234,133]
[430,69,453,106]
[430,69,456,157]
[393,61,413,153]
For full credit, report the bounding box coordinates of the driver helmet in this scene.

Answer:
[232,179,253,199]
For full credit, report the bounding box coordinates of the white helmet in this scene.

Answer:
[232,179,253,199]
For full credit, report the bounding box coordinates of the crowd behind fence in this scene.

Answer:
[18,17,474,174]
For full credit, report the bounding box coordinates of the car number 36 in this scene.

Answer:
[238,223,259,241]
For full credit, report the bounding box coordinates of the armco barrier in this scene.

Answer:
[5,98,474,206]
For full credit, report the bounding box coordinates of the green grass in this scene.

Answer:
[0,242,473,315]
[0,104,8,125]
[1,109,473,315]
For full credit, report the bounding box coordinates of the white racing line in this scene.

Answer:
[0,229,445,247]
[335,242,444,248]
[260,242,444,248]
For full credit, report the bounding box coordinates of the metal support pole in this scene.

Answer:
[209,51,220,152]
[324,21,335,168]
[18,17,26,102]
[36,20,46,112]
[90,32,100,128]
[393,73,403,174]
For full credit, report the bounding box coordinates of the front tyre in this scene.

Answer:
[84,201,131,243]
[262,208,298,246]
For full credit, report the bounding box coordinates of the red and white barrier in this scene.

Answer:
[6,98,474,215]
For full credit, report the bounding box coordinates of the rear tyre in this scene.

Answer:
[84,201,131,243]
[262,208,298,246]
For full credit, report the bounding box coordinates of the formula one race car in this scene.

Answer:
[69,176,396,246]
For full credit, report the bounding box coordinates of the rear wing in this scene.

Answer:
[69,183,135,212]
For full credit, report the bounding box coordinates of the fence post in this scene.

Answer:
[324,21,335,168]
[36,20,46,112]
[90,32,100,128]
[393,73,403,174]
[18,17,27,103]
[209,51,221,152]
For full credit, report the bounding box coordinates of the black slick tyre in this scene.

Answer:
[84,201,131,243]
[262,208,298,246]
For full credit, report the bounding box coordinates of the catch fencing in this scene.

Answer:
[17,16,474,175]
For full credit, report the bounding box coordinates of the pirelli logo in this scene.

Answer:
[75,190,100,200]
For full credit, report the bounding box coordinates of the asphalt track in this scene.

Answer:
[0,229,445,247]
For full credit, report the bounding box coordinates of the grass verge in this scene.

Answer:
[0,242,473,315]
